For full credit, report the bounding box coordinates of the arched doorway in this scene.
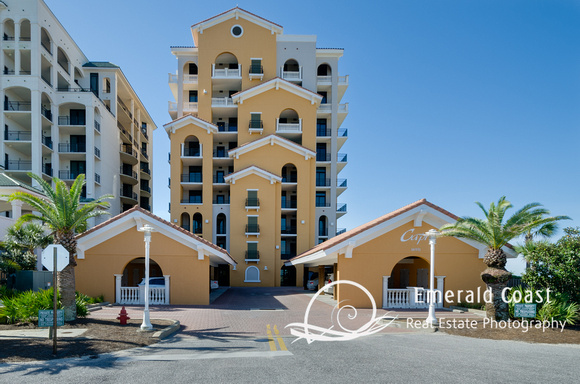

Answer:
[121,257,163,287]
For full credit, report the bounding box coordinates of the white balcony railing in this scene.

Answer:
[212,97,235,107]
[184,74,198,83]
[169,101,177,112]
[212,64,242,78]
[338,103,349,113]
[281,67,303,81]
[338,75,349,86]
[318,104,332,113]
[184,102,198,113]
[115,275,170,305]
[119,287,140,305]
[168,73,177,83]
[276,118,302,133]
[317,75,332,83]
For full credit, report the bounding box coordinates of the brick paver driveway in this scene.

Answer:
[91,287,479,338]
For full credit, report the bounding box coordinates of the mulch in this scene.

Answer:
[0,317,173,363]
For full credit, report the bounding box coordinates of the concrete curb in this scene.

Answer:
[152,319,180,339]
[449,306,486,317]
[87,302,111,312]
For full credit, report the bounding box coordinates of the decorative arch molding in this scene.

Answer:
[244,265,260,283]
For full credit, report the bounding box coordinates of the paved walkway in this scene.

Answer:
[91,287,483,338]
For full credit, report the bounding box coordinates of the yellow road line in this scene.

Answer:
[273,325,288,351]
[266,324,277,351]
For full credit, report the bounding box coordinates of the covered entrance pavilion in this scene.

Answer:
[286,199,517,309]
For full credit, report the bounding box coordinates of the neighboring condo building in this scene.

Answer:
[166,8,348,287]
[0,0,155,225]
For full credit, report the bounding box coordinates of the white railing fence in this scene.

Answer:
[115,274,170,305]
[119,287,140,305]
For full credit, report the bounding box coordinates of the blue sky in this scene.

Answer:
[45,0,580,274]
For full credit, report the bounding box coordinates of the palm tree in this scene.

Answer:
[439,196,569,321]
[7,173,112,321]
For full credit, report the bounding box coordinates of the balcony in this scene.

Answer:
[5,160,32,171]
[120,144,138,165]
[181,197,202,204]
[338,153,348,173]
[213,198,230,205]
[316,178,331,187]
[213,175,226,184]
[211,97,235,108]
[120,167,138,183]
[181,173,202,183]
[58,143,86,153]
[120,189,138,202]
[94,121,101,133]
[281,175,297,183]
[184,74,198,83]
[316,201,331,208]
[316,153,331,162]
[317,75,332,84]
[281,200,297,210]
[4,131,31,141]
[140,184,151,194]
[141,148,149,160]
[4,100,31,112]
[336,228,346,236]
[41,135,53,150]
[42,164,53,177]
[212,64,241,79]
[317,104,332,114]
[58,116,85,126]
[248,120,263,134]
[213,149,229,158]
[245,224,260,236]
[245,250,260,262]
[316,128,331,137]
[56,86,91,93]
[216,122,238,133]
[337,203,347,218]
[140,163,151,180]
[95,173,101,184]
[276,119,302,134]
[281,227,297,235]
[281,67,302,82]
[338,75,349,100]
[245,198,260,210]
[184,102,198,114]
[249,65,264,80]
[41,106,52,121]
[58,170,81,180]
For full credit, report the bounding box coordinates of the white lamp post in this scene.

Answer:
[138,224,155,331]
[425,229,439,326]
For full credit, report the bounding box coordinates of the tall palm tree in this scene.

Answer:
[7,173,112,321]
[439,196,569,321]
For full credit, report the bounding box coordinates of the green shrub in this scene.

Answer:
[0,286,17,300]
[507,286,580,325]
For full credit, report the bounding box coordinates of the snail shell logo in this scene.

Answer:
[286,280,397,344]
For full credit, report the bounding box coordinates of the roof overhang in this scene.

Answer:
[228,135,316,161]
[224,166,282,185]
[286,202,517,268]
[231,77,322,106]
[164,114,218,137]
[76,208,236,267]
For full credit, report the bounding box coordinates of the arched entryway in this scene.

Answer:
[115,257,169,305]
[382,256,445,309]
[121,257,163,287]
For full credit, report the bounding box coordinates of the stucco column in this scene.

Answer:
[30,90,42,183]
[114,274,123,304]
[85,106,95,196]
[164,275,170,304]
[14,22,20,75]
[436,276,446,308]
[11,200,23,219]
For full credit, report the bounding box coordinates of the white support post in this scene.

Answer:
[425,229,439,326]
[382,276,390,309]
[163,275,170,304]
[114,274,123,304]
[10,200,23,220]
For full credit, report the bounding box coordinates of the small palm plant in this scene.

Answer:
[439,197,569,320]
[1,223,53,271]
[7,173,112,321]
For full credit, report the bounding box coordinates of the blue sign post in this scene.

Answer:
[514,303,537,318]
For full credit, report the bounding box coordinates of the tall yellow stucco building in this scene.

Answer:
[165,8,348,287]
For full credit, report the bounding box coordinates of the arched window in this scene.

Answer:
[319,216,328,237]
[181,212,190,231]
[282,59,301,81]
[317,63,332,77]
[40,27,52,53]
[57,47,70,74]
[245,266,260,283]
[192,213,203,234]
[19,19,31,41]
[216,213,226,235]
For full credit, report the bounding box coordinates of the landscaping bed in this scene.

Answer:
[0,317,174,363]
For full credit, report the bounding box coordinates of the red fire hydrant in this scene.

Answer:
[117,306,130,325]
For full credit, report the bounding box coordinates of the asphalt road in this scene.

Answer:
[1,331,579,383]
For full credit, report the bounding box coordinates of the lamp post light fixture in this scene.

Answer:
[425,229,439,326]
[138,224,156,331]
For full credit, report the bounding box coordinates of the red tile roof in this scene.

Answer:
[76,206,236,264]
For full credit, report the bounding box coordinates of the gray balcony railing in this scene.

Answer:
[281,200,297,209]
[336,228,347,236]
[140,185,151,193]
[249,120,263,129]
[337,179,347,188]
[213,150,228,158]
[181,173,202,183]
[59,143,86,153]
[58,116,86,126]
[94,147,101,158]
[316,153,331,162]
[213,198,230,205]
[316,128,331,137]
[120,144,137,158]
[120,189,138,200]
[95,173,101,184]
[140,164,151,175]
[181,197,203,204]
[316,201,331,208]
[337,203,347,212]
[41,106,52,121]
[42,135,53,149]
[216,122,238,132]
[316,178,331,187]
[4,130,31,141]
[337,153,348,162]
[245,224,260,234]
[58,170,81,180]
[4,100,31,111]
[245,198,260,208]
[57,86,91,93]
[5,160,31,171]
[43,164,53,176]
[120,167,138,179]
[281,227,297,235]
[281,252,296,260]
[183,147,201,157]
[338,128,348,137]
[245,250,260,260]
[141,148,149,159]
[94,121,101,132]
[213,175,226,183]
[281,175,297,183]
